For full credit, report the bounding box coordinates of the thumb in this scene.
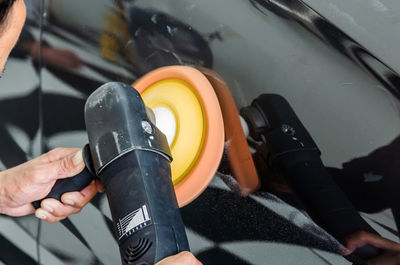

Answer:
[48,149,85,180]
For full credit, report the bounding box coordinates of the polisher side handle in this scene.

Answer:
[32,144,97,209]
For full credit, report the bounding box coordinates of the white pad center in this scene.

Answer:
[152,106,176,146]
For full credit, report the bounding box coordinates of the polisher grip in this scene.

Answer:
[32,145,96,209]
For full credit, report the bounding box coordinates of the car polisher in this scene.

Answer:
[34,82,192,265]
[240,94,382,264]
[33,66,226,264]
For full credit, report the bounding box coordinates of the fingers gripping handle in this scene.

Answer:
[32,145,97,209]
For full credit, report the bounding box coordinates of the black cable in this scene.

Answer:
[36,0,46,263]
[36,219,42,265]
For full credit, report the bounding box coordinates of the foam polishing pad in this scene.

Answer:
[133,66,224,207]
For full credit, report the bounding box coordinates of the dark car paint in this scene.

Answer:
[0,0,399,264]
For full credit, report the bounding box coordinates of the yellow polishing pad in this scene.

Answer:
[141,78,205,185]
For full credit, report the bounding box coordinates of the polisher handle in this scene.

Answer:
[32,144,97,209]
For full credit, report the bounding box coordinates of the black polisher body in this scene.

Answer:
[85,82,189,265]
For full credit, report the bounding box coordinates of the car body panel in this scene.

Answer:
[0,0,399,264]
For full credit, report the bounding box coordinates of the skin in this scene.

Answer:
[0,0,26,76]
[156,251,203,265]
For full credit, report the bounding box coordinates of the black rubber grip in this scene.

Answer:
[32,145,97,209]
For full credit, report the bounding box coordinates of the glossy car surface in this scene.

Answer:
[0,0,399,264]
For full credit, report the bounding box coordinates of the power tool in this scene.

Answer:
[34,82,190,265]
[33,66,227,263]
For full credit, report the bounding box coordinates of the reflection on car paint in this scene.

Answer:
[0,0,399,264]
[250,0,400,100]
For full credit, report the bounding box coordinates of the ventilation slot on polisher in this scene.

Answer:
[124,238,152,264]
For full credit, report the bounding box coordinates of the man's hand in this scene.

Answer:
[0,148,103,222]
[344,231,400,265]
[156,252,202,265]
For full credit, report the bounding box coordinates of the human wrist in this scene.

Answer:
[0,171,6,214]
[0,170,14,215]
